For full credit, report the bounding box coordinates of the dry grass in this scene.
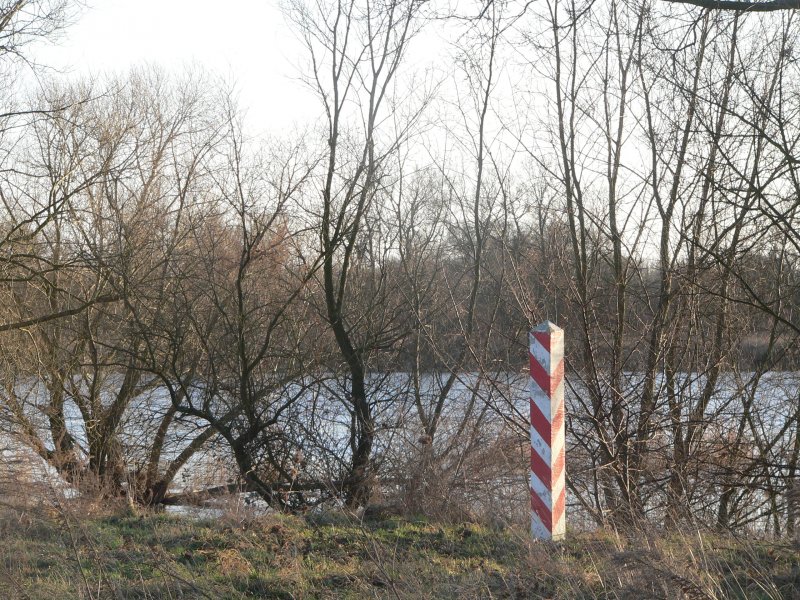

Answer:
[0,486,796,599]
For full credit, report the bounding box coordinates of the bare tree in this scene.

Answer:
[287,0,429,507]
[135,112,321,508]
[0,69,232,501]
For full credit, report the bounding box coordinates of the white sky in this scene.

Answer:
[31,0,323,136]
[23,1,667,258]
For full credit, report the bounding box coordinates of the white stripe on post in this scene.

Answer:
[529,321,566,541]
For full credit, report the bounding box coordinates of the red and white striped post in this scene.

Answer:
[529,321,566,541]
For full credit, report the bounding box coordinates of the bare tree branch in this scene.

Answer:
[661,0,800,11]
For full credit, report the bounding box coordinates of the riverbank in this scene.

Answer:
[0,496,797,599]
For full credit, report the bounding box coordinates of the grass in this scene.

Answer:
[0,498,797,599]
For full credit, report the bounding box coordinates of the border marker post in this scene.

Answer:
[529,321,566,541]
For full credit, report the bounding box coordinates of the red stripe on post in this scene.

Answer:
[532,331,550,352]
[529,354,551,398]
[551,405,564,444]
[552,447,565,482]
[530,399,551,444]
[552,485,566,525]
[551,358,564,393]
[530,488,553,533]
[530,445,552,486]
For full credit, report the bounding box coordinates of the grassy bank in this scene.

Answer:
[0,499,797,599]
